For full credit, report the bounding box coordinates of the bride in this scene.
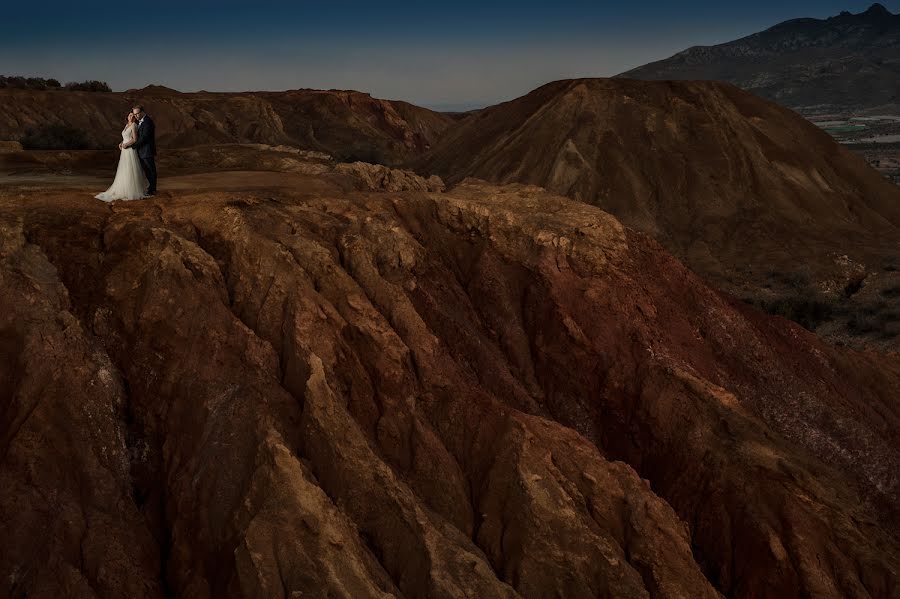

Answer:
[95,112,149,202]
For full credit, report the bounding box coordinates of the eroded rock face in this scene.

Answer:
[0,219,163,597]
[336,161,445,192]
[1,177,897,598]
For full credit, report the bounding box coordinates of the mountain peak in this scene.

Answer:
[863,3,892,16]
[124,84,181,95]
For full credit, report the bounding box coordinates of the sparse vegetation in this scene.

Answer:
[20,124,92,150]
[0,76,61,89]
[0,76,110,92]
[63,80,112,93]
[752,269,838,331]
[751,292,837,332]
[746,274,900,341]
[767,266,812,290]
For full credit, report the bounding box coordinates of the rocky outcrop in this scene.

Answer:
[336,161,445,192]
[1,174,897,597]
[0,141,22,153]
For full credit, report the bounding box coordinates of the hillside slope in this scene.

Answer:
[414,77,900,347]
[0,86,455,164]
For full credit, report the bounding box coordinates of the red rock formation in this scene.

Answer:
[1,168,896,597]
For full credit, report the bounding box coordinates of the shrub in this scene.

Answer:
[760,294,836,331]
[21,124,92,150]
[1,76,110,92]
[0,75,64,90]
[747,284,836,332]
[63,80,112,92]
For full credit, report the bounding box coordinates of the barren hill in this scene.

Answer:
[0,156,898,597]
[618,3,900,113]
[414,77,900,348]
[0,86,455,164]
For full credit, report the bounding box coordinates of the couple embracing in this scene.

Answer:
[95,104,157,202]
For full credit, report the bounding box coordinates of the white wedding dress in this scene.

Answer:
[95,123,149,202]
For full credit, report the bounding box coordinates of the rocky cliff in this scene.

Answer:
[1,163,897,597]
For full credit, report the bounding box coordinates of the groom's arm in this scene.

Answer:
[127,125,146,150]
[134,119,155,150]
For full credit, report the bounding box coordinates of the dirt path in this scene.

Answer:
[0,169,341,198]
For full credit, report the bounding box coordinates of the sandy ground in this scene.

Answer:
[0,169,340,199]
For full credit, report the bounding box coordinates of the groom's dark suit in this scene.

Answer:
[131,115,157,194]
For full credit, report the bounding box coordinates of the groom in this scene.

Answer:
[124,104,157,196]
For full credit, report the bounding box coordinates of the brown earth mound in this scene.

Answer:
[0,87,455,165]
[414,78,900,349]
[0,166,897,598]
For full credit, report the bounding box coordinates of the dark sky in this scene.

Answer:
[2,1,896,109]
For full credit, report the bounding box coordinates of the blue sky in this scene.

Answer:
[2,1,896,109]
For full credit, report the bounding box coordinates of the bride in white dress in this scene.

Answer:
[95,112,149,202]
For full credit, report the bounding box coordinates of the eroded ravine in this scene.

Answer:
[1,178,898,598]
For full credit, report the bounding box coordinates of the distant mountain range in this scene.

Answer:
[619,3,900,113]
